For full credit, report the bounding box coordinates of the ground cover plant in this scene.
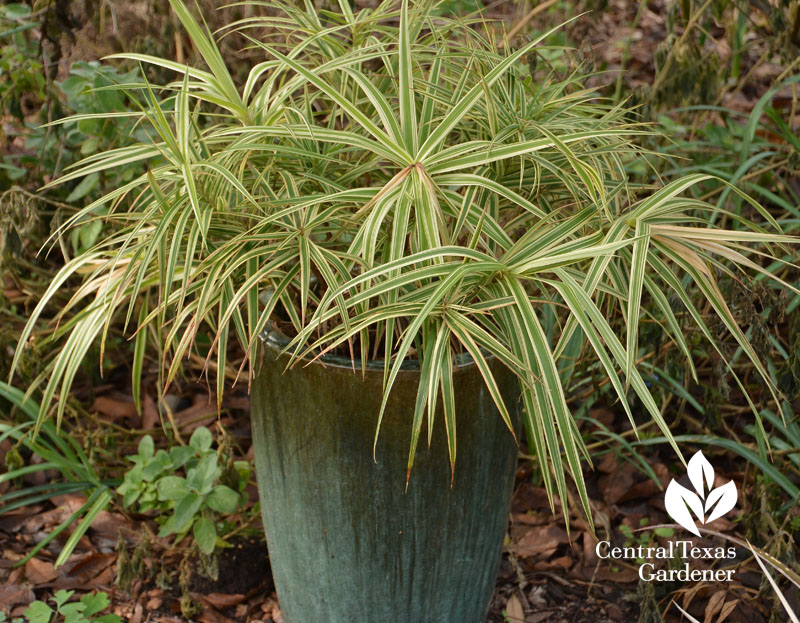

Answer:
[0,0,798,621]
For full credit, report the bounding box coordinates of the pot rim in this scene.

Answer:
[259,328,479,372]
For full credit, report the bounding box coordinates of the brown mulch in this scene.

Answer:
[1,397,794,623]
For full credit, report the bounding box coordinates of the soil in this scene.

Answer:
[188,538,273,597]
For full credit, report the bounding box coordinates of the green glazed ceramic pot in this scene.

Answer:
[250,331,521,623]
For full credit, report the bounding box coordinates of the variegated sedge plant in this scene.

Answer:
[10,0,798,530]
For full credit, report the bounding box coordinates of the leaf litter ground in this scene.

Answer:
[1,391,794,623]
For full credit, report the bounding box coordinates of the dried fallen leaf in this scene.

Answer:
[512,485,562,513]
[197,607,234,623]
[86,510,138,545]
[204,593,246,610]
[505,594,524,622]
[596,452,618,473]
[0,585,35,609]
[704,590,726,623]
[142,393,160,431]
[590,566,639,583]
[716,599,739,623]
[7,567,24,585]
[528,585,547,608]
[514,525,569,559]
[589,407,615,428]
[128,602,144,623]
[581,531,599,563]
[681,582,703,609]
[146,597,163,611]
[24,557,58,584]
[91,395,138,420]
[606,602,624,619]
[598,462,636,505]
[88,566,114,588]
[174,393,218,432]
[0,508,43,533]
[546,555,571,570]
[66,552,116,582]
[49,494,89,513]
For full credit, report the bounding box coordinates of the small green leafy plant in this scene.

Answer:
[22,61,154,214]
[3,49,154,207]
[6,590,121,623]
[0,3,44,120]
[117,427,248,554]
[0,2,45,182]
[619,518,674,564]
[49,62,153,254]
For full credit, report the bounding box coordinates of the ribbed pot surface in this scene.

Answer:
[250,337,521,623]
